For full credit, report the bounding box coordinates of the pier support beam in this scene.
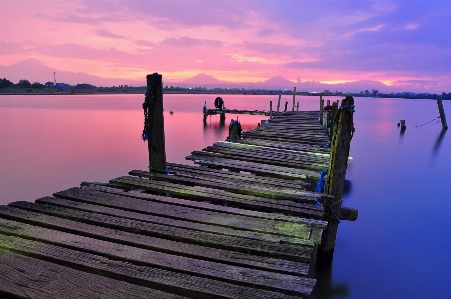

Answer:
[277,95,281,113]
[317,96,354,264]
[292,87,296,111]
[146,74,167,173]
[320,96,324,125]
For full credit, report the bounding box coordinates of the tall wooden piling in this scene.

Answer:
[292,87,296,111]
[284,101,288,112]
[277,95,281,113]
[270,101,273,119]
[318,96,354,264]
[437,100,448,129]
[320,96,324,126]
[329,102,339,141]
[146,74,167,173]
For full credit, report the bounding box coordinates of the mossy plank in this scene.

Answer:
[110,176,324,218]
[0,220,315,296]
[8,200,313,262]
[0,234,310,298]
[54,187,315,241]
[84,184,327,229]
[0,205,309,276]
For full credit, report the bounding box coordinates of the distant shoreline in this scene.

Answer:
[0,88,449,100]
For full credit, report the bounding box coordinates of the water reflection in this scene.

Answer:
[432,128,447,156]
[309,249,349,299]
[399,125,406,138]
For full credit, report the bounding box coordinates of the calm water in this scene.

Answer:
[1,94,450,298]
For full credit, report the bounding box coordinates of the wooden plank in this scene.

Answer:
[110,176,324,217]
[186,156,320,180]
[0,251,188,299]
[0,220,315,296]
[0,234,309,298]
[53,187,317,241]
[9,200,313,262]
[84,184,326,229]
[0,205,309,276]
[190,150,328,171]
[167,162,311,188]
[129,169,326,202]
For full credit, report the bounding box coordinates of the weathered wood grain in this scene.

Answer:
[53,187,317,241]
[9,200,313,262]
[83,184,326,229]
[0,205,309,276]
[0,219,315,296]
[0,251,188,299]
[110,176,324,218]
[0,234,309,298]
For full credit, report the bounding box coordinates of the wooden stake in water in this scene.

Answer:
[277,95,281,113]
[270,101,273,119]
[146,74,167,173]
[296,102,299,111]
[437,100,448,129]
[292,87,296,111]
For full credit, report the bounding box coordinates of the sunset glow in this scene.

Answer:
[1,0,450,92]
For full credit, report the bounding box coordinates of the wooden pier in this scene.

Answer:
[0,75,356,298]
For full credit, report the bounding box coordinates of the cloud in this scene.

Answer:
[160,36,223,48]
[95,30,127,39]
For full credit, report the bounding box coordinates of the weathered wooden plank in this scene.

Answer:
[206,143,330,161]
[53,187,317,241]
[0,234,310,298]
[129,169,325,202]
[9,200,313,262]
[167,162,311,188]
[0,219,315,296]
[190,150,328,171]
[83,184,326,229]
[234,139,330,153]
[0,251,188,299]
[110,176,324,217]
[186,156,320,180]
[0,205,309,276]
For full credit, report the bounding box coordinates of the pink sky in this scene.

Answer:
[1,0,450,92]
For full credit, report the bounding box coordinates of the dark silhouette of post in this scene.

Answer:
[320,96,324,125]
[292,87,296,111]
[437,100,448,129]
[277,95,281,113]
[318,96,354,264]
[146,74,167,173]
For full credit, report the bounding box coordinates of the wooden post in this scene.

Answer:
[320,97,324,125]
[270,101,273,119]
[400,120,406,128]
[317,96,354,264]
[277,95,281,113]
[437,100,448,129]
[284,101,288,112]
[146,74,167,173]
[292,87,296,111]
[329,102,339,141]
[296,102,299,111]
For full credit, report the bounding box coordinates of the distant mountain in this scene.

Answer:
[0,60,440,93]
[182,73,223,85]
[0,59,143,86]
